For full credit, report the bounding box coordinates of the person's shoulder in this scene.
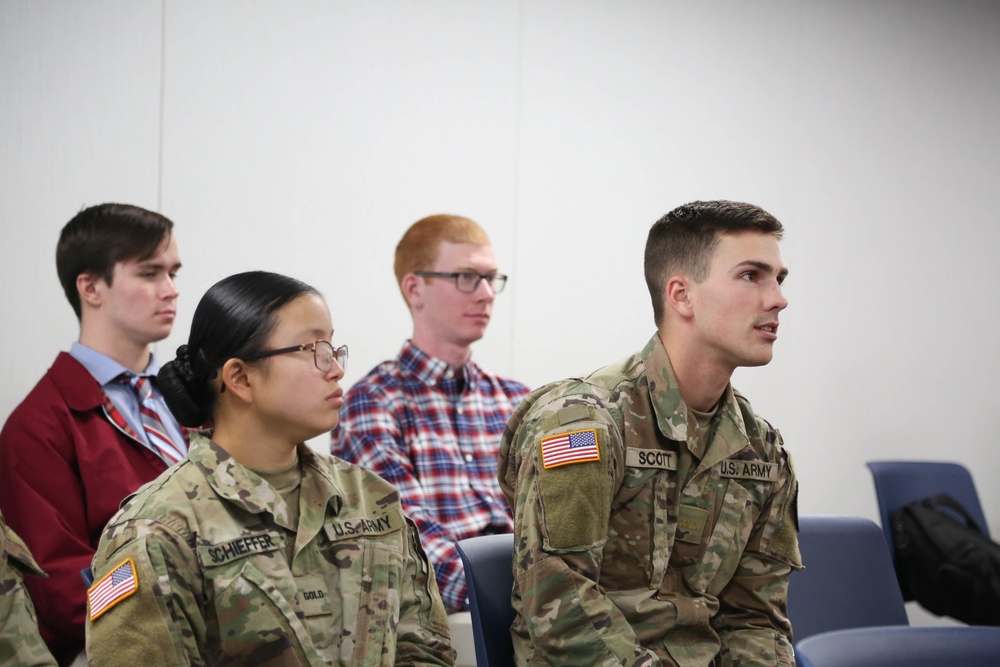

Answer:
[344,359,404,400]
[533,349,644,407]
[471,363,530,396]
[106,460,203,531]
[0,353,98,442]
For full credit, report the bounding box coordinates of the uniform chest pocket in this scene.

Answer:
[203,554,313,662]
[330,538,405,667]
[674,480,758,596]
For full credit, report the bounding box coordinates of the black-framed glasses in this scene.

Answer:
[414,271,508,294]
[241,341,348,372]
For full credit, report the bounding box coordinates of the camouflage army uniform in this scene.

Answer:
[86,433,456,667]
[1,510,57,667]
[498,334,801,667]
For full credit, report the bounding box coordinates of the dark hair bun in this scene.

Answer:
[158,346,210,427]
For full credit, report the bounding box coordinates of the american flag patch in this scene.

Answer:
[541,428,600,469]
[88,558,138,621]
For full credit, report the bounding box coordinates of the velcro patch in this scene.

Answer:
[718,459,778,482]
[540,428,600,469]
[625,448,677,470]
[324,512,399,542]
[296,574,332,617]
[677,506,709,544]
[198,532,284,567]
[88,558,138,621]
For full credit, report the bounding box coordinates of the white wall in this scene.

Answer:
[3,0,999,543]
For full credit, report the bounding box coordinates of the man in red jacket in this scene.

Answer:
[0,203,187,666]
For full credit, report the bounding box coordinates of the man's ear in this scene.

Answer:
[220,358,254,404]
[401,273,423,310]
[665,275,695,319]
[76,273,103,308]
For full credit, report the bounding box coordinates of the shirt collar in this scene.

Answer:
[70,342,159,386]
[397,340,479,387]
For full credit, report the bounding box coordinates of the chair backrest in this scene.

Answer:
[795,626,1000,667]
[866,460,989,560]
[787,516,908,642]
[455,533,516,667]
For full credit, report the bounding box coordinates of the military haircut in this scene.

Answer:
[644,200,784,326]
[393,214,491,291]
[56,203,175,320]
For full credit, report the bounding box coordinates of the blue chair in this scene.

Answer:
[866,461,989,565]
[455,533,516,667]
[787,516,908,643]
[795,626,1000,667]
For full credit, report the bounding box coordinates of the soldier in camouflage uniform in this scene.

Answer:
[1,510,57,667]
[498,201,802,667]
[86,271,455,666]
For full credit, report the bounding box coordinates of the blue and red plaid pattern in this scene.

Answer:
[331,341,529,611]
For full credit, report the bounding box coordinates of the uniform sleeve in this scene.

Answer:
[86,519,205,667]
[714,445,801,667]
[393,518,457,666]
[0,523,58,667]
[503,401,661,667]
[333,388,467,612]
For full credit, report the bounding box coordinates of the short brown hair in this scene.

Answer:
[394,214,491,287]
[644,200,784,326]
[56,203,175,319]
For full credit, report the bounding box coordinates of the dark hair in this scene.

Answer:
[644,200,784,326]
[158,271,321,427]
[56,203,175,319]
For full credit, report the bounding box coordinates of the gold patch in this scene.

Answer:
[296,574,332,617]
[676,506,709,544]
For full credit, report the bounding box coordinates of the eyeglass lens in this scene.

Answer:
[313,341,348,371]
[456,272,507,294]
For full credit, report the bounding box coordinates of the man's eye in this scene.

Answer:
[740,271,756,281]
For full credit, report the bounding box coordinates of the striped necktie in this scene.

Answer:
[124,374,186,465]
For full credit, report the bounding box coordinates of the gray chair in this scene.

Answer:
[795,626,1000,667]
[787,516,908,643]
[455,533,516,667]
[866,460,989,563]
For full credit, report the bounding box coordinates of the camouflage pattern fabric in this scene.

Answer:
[0,510,57,667]
[498,334,802,667]
[86,433,456,666]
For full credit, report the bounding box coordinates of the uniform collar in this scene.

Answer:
[642,333,750,464]
[187,433,344,532]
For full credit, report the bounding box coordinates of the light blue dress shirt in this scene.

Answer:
[70,342,187,462]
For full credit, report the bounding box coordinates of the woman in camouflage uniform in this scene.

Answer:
[86,271,455,667]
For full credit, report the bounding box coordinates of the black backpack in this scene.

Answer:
[890,494,1000,625]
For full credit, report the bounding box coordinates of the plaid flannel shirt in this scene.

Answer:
[331,341,529,611]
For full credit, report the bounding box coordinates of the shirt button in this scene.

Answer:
[465,454,473,463]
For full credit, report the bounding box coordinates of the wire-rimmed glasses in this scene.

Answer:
[241,340,348,371]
